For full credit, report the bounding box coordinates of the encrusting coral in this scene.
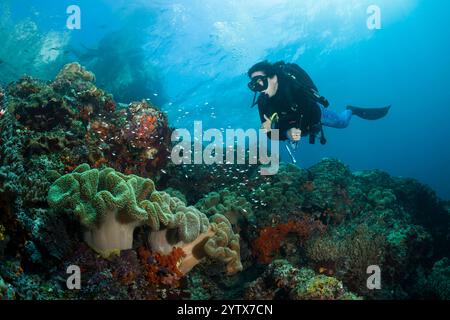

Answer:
[245,259,359,300]
[48,163,243,274]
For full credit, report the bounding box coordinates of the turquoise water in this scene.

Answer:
[1,0,449,199]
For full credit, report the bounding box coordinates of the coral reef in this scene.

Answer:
[244,260,359,300]
[0,223,8,258]
[48,163,242,274]
[62,244,174,300]
[48,163,156,254]
[305,224,387,297]
[181,159,448,300]
[429,258,450,299]
[147,212,242,275]
[138,246,187,287]
[0,62,172,266]
[252,217,326,263]
[418,258,450,300]
[204,214,243,274]
[0,274,16,300]
[158,150,259,205]
[248,164,308,226]
[195,188,255,231]
[0,63,449,300]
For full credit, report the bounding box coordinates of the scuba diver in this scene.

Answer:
[247,61,391,161]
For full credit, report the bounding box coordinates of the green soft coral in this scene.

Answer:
[48,164,243,275]
[48,164,156,254]
[147,197,243,275]
[144,190,210,242]
[48,163,153,226]
[205,214,243,274]
[48,163,205,253]
[195,189,255,228]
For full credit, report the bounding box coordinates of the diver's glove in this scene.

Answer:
[286,128,302,142]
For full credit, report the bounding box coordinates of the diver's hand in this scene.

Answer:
[261,114,272,132]
[287,128,302,141]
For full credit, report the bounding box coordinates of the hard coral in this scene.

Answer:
[81,99,172,176]
[0,275,16,300]
[306,224,386,295]
[426,258,450,300]
[7,76,74,131]
[368,188,397,208]
[55,62,95,82]
[64,244,164,299]
[244,260,359,300]
[291,273,357,300]
[121,100,170,151]
[55,63,108,110]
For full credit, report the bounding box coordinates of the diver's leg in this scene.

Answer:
[320,106,352,129]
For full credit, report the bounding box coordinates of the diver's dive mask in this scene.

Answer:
[249,75,269,108]
[248,75,269,92]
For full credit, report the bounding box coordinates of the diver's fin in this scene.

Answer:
[346,105,391,120]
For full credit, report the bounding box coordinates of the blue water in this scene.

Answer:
[1,0,449,199]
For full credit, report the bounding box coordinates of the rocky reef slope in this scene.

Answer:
[1,64,449,300]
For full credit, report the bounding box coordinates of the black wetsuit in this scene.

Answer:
[257,74,322,141]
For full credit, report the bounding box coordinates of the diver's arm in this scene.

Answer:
[261,119,282,141]
[274,118,291,141]
[263,119,299,141]
[259,116,284,141]
[261,114,272,132]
